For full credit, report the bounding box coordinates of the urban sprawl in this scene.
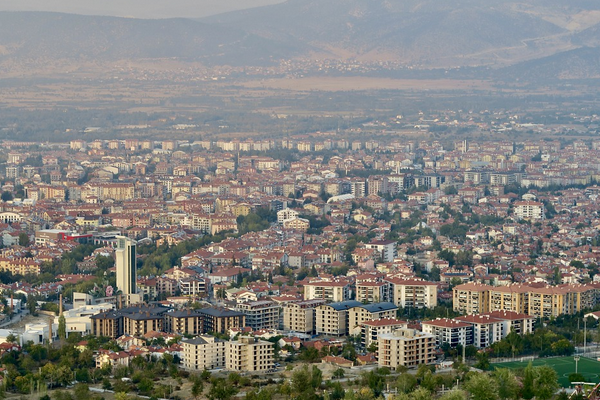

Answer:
[1,136,600,398]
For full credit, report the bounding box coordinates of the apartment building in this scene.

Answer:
[361,318,408,348]
[386,277,438,309]
[226,337,274,372]
[488,285,530,314]
[304,280,351,302]
[421,318,473,348]
[197,308,246,334]
[90,311,123,339]
[283,299,326,334]
[315,300,362,336]
[513,201,545,221]
[165,309,204,336]
[454,314,503,349]
[452,282,492,315]
[348,302,398,335]
[236,301,281,330]
[378,329,435,370]
[123,312,164,337]
[453,282,598,318]
[182,335,226,370]
[355,281,390,303]
[365,240,397,262]
[485,310,535,335]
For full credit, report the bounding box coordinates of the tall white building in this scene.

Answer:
[115,236,141,305]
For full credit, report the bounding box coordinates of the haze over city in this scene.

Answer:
[0,0,285,18]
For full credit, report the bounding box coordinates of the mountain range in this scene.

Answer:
[1,0,600,78]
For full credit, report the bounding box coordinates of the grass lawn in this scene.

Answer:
[493,356,600,388]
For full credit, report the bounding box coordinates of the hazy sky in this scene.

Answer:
[0,0,286,18]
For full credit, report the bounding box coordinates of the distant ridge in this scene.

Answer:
[0,11,303,66]
[1,1,600,79]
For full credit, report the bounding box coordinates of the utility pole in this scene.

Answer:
[584,318,587,357]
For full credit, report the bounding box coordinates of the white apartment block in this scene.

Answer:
[513,201,545,221]
[378,329,435,370]
[304,281,351,302]
[455,314,504,349]
[421,318,473,348]
[385,278,438,309]
[182,335,226,370]
[355,281,390,303]
[236,301,281,331]
[347,302,398,335]
[365,240,397,262]
[277,208,298,224]
[283,299,326,333]
[226,337,274,372]
[361,318,408,348]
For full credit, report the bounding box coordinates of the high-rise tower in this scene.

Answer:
[115,236,139,305]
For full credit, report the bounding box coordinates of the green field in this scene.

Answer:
[493,356,600,388]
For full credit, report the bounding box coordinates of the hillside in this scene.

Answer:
[0,12,303,66]
[204,0,600,67]
[1,1,600,77]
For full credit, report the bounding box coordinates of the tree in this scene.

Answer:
[395,373,417,393]
[520,362,536,400]
[192,378,204,399]
[492,368,519,400]
[409,387,432,400]
[440,390,469,400]
[333,368,345,379]
[58,313,66,341]
[474,352,490,370]
[74,383,89,400]
[569,373,585,383]
[534,365,559,400]
[1,191,13,202]
[464,373,498,400]
[209,378,239,400]
[5,333,17,343]
[505,329,523,358]
[137,377,154,395]
[26,295,38,315]
[18,232,30,247]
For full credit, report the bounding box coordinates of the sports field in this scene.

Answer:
[493,356,600,388]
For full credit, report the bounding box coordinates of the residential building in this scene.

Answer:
[452,282,492,315]
[226,336,274,372]
[361,318,408,348]
[236,301,281,330]
[365,240,397,262]
[182,335,226,370]
[347,302,398,335]
[315,300,362,336]
[378,329,435,370]
[514,201,545,221]
[422,318,473,348]
[386,278,438,309]
[283,299,326,334]
[355,281,390,303]
[197,308,246,334]
[454,314,503,349]
[304,280,351,302]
